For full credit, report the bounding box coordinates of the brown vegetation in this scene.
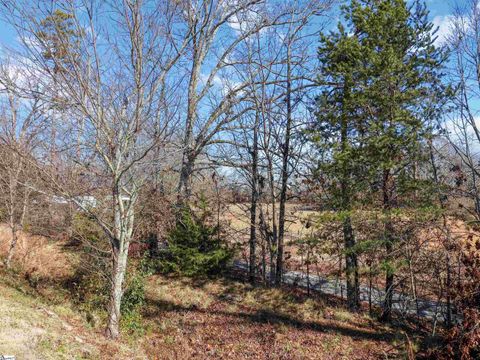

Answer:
[0,227,429,359]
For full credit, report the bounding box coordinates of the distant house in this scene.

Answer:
[76,196,98,209]
[49,194,131,210]
[49,195,96,209]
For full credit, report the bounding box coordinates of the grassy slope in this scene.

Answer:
[140,274,417,359]
[0,273,146,360]
[0,267,422,360]
[0,225,429,359]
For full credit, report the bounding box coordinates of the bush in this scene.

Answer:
[157,198,232,277]
[68,214,149,335]
[436,237,480,360]
[68,214,110,317]
[120,258,151,336]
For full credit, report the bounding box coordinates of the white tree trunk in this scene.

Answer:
[106,241,129,339]
[5,225,18,269]
[105,188,134,339]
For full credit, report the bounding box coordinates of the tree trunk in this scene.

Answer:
[261,232,267,284]
[177,26,201,208]
[5,225,18,269]
[5,178,27,269]
[445,253,452,328]
[344,216,359,310]
[177,153,194,208]
[275,44,293,286]
[381,169,394,321]
[248,193,258,283]
[105,185,134,339]
[339,78,359,310]
[249,113,260,283]
[429,139,452,327]
[382,238,394,321]
[265,155,278,285]
[106,242,128,339]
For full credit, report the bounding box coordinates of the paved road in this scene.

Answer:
[233,260,451,322]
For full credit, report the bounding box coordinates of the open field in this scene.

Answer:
[225,203,316,234]
[224,203,337,273]
[223,203,478,309]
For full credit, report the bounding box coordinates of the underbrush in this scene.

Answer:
[0,245,437,359]
[140,273,431,359]
[0,214,151,339]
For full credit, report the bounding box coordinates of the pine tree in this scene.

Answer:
[314,16,366,312]
[37,9,82,75]
[313,0,449,317]
[349,0,448,321]
[159,195,232,277]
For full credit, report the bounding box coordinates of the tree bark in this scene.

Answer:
[275,44,293,286]
[381,169,394,321]
[177,152,194,207]
[340,78,359,310]
[5,225,18,269]
[382,235,394,321]
[264,142,278,284]
[344,215,359,310]
[249,112,260,283]
[177,18,201,207]
[106,242,128,339]
[105,185,134,339]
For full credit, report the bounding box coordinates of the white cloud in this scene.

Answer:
[200,71,244,97]
[226,4,265,35]
[432,15,455,46]
[228,12,262,33]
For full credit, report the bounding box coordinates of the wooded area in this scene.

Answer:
[0,0,479,359]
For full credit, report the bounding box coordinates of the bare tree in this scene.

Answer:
[444,0,480,220]
[0,0,189,338]
[0,63,43,268]
[440,0,480,334]
[211,0,333,285]
[175,0,332,205]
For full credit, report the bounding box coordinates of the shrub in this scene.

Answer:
[157,197,232,277]
[67,214,110,320]
[67,213,154,336]
[436,237,480,360]
[120,258,151,336]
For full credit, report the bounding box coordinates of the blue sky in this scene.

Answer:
[425,0,452,17]
[0,17,15,48]
[0,1,459,49]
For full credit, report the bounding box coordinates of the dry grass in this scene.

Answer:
[0,223,431,359]
[0,224,73,280]
[0,266,422,359]
[226,203,314,237]
[141,274,417,359]
[225,204,480,281]
[0,272,146,359]
[0,225,147,359]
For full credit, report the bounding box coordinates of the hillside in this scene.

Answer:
[0,269,424,360]
[0,274,145,359]
[0,226,433,359]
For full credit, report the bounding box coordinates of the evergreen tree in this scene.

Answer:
[159,195,233,277]
[314,20,365,310]
[313,0,449,318]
